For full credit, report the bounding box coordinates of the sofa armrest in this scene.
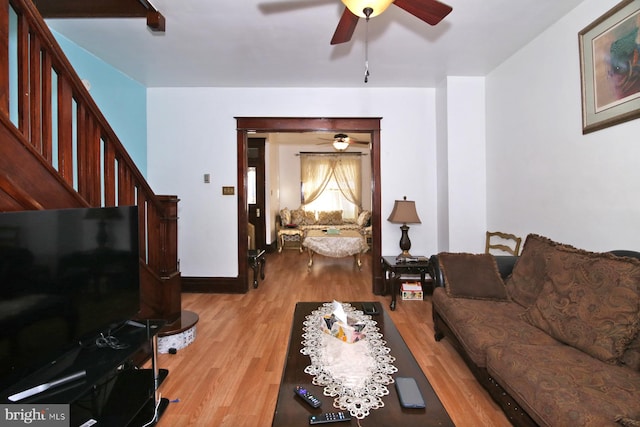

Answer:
[429,255,445,288]
[429,254,518,288]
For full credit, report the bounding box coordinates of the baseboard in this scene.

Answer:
[181,276,247,293]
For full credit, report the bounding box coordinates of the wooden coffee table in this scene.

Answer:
[271,302,454,426]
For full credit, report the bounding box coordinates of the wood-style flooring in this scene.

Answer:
[152,249,512,427]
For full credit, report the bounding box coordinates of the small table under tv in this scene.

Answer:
[0,320,169,426]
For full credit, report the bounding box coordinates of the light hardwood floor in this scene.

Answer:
[152,249,512,427]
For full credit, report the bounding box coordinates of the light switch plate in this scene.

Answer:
[222,186,235,195]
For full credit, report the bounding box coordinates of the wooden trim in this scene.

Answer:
[181,276,244,294]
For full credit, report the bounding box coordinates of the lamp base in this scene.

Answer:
[396,250,413,258]
[396,224,413,261]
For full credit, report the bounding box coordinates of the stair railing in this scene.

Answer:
[0,0,180,321]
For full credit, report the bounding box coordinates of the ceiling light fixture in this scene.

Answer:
[340,0,394,18]
[332,134,350,151]
[340,1,392,83]
[333,141,350,151]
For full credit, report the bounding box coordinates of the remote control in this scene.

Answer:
[309,411,351,424]
[294,385,322,408]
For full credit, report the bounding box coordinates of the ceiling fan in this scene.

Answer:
[317,133,370,151]
[331,0,453,45]
[259,0,452,45]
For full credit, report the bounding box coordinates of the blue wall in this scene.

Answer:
[52,31,148,177]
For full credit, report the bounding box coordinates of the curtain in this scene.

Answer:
[300,153,362,212]
[300,155,335,205]
[333,156,361,208]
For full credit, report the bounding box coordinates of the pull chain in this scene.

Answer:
[363,7,372,83]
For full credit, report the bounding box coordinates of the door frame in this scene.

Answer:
[235,117,383,294]
[248,138,266,249]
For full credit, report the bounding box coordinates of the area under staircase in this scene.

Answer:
[0,0,192,336]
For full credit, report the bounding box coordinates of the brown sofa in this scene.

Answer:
[430,234,640,427]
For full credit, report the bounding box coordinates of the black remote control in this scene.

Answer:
[294,385,322,408]
[309,411,351,424]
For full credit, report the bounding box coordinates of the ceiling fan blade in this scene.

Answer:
[330,7,359,45]
[393,0,452,26]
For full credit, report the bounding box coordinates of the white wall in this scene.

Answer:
[486,0,640,252]
[147,88,438,277]
[443,77,487,252]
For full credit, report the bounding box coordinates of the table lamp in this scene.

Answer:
[387,196,421,259]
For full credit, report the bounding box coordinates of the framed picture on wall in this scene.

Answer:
[579,0,640,134]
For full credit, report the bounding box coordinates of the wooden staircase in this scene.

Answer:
[0,0,181,324]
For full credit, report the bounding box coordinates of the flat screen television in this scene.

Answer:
[0,206,141,395]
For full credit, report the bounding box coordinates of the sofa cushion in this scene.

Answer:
[317,210,343,225]
[438,252,509,301]
[522,246,640,364]
[486,343,640,427]
[432,288,560,367]
[505,234,576,308]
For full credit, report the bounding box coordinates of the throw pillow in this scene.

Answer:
[356,210,371,227]
[438,252,509,301]
[291,209,311,225]
[318,210,343,225]
[280,208,291,226]
[303,210,317,225]
[522,246,640,364]
[505,234,575,308]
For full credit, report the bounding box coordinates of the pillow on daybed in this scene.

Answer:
[356,210,371,227]
[438,252,509,301]
[291,209,316,225]
[279,208,291,226]
[522,245,640,364]
[317,210,343,225]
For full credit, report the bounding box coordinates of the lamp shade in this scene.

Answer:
[341,0,394,18]
[387,197,421,225]
[333,140,349,151]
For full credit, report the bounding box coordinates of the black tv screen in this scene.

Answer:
[0,206,140,393]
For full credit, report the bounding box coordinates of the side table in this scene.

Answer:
[277,228,304,252]
[381,256,432,310]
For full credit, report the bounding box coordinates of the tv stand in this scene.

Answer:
[1,320,169,426]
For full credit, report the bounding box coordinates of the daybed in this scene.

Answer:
[429,234,640,427]
[275,207,371,252]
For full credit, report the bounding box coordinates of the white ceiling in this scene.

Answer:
[44,0,587,88]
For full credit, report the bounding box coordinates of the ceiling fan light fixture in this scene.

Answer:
[340,0,394,18]
[333,140,350,151]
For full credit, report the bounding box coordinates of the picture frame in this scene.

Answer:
[579,0,640,134]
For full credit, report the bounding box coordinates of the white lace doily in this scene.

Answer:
[300,302,398,419]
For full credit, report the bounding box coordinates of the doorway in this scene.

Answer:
[236,117,384,295]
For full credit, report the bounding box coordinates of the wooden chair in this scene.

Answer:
[485,231,522,256]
